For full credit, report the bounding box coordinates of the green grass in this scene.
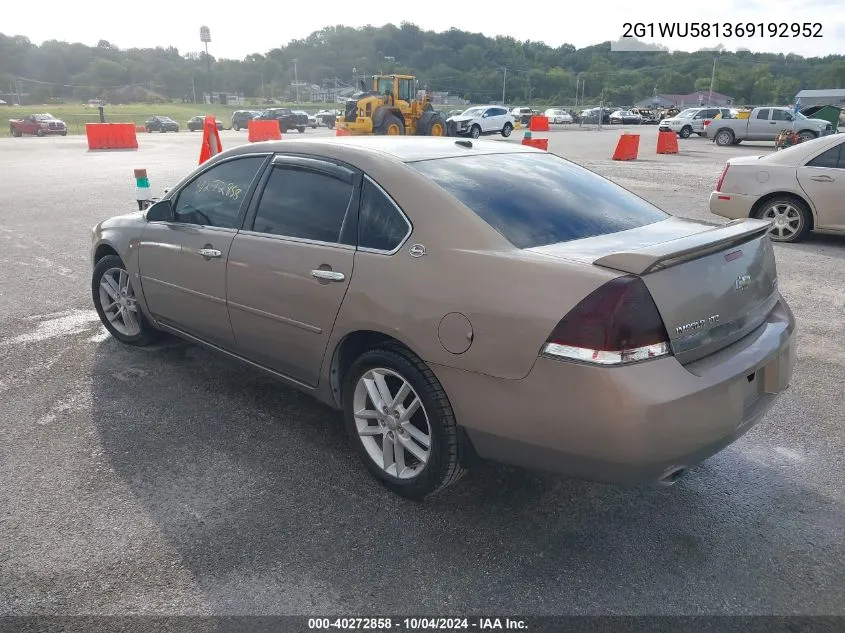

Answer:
[1,102,338,137]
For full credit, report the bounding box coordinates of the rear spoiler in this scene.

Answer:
[593,218,772,275]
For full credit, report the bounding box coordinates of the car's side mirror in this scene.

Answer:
[146,199,175,222]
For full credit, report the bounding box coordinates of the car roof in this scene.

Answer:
[222,136,539,163]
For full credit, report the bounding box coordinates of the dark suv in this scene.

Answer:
[231,110,262,131]
[256,108,308,133]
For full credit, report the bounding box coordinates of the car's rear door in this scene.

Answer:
[139,154,270,349]
[748,108,773,140]
[225,155,359,387]
[797,139,845,231]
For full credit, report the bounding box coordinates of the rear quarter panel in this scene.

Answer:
[327,158,620,380]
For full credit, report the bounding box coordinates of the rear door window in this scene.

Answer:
[806,144,844,169]
[409,153,668,249]
[358,177,411,252]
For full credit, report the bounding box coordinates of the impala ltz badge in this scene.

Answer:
[735,274,752,291]
[676,314,720,335]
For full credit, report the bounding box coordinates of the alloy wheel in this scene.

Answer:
[98,267,141,336]
[763,202,803,241]
[353,367,432,479]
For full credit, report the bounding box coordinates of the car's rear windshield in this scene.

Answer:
[408,152,668,249]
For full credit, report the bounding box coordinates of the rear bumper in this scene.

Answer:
[434,297,795,485]
[709,190,758,220]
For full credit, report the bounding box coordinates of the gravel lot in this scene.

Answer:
[0,126,843,618]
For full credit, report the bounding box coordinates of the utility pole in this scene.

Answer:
[502,67,507,105]
[708,49,722,105]
[191,76,197,104]
[293,58,299,103]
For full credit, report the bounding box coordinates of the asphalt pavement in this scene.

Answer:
[0,126,843,617]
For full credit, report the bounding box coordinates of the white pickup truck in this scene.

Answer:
[706,106,832,146]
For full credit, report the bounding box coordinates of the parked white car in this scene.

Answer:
[659,107,734,138]
[709,133,845,242]
[511,106,534,124]
[544,108,573,124]
[447,106,515,138]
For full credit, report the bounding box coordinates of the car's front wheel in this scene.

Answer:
[470,124,481,139]
[343,344,467,499]
[92,254,160,346]
[679,126,692,139]
[501,122,513,137]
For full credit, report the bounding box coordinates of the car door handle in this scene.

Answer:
[810,175,834,182]
[311,269,346,282]
[197,248,222,258]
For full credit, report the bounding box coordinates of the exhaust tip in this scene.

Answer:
[657,466,688,487]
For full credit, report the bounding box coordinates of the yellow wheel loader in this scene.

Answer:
[335,74,452,137]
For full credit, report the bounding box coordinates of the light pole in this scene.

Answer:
[293,58,299,103]
[502,67,507,105]
[200,26,212,104]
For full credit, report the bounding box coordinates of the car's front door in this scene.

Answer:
[226,156,359,386]
[797,141,845,231]
[139,154,269,349]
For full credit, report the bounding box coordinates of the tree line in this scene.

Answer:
[2,24,844,106]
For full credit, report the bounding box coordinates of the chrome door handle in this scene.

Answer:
[198,248,222,258]
[311,269,345,282]
[810,175,834,182]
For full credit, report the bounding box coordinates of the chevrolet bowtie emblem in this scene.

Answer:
[735,274,751,291]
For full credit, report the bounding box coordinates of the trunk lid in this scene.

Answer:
[529,217,779,364]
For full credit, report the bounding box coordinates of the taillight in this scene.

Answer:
[541,276,672,365]
[703,119,712,126]
[716,164,729,192]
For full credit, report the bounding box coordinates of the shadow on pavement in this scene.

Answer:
[88,337,842,614]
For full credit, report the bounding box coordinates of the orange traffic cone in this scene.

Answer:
[198,115,222,165]
[612,133,639,161]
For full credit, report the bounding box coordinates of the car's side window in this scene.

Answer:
[806,145,843,169]
[173,157,265,229]
[251,166,354,243]
[756,109,771,120]
[358,177,411,253]
[772,109,792,121]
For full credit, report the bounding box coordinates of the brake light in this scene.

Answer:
[541,276,672,365]
[716,164,729,192]
[703,119,712,126]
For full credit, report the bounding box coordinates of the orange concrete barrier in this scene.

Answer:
[656,130,679,154]
[336,127,351,136]
[85,123,138,150]
[521,137,549,150]
[612,133,639,161]
[529,115,550,132]
[248,119,282,142]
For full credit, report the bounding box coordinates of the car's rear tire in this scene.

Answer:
[754,196,811,243]
[11,127,22,137]
[679,126,692,139]
[92,254,160,346]
[297,126,305,133]
[470,124,481,139]
[715,129,735,146]
[342,343,467,500]
[501,122,513,137]
[233,123,240,131]
[36,129,45,137]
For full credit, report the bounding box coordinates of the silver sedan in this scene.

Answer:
[709,133,845,242]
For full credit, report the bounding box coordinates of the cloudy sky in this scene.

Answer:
[4,0,843,58]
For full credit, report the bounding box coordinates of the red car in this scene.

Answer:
[9,113,68,137]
